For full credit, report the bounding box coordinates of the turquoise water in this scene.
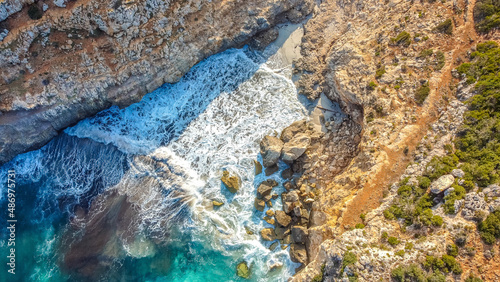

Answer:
[0,47,309,281]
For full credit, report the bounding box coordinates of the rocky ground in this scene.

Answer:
[0,0,314,164]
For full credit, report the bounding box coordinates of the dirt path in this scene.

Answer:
[339,0,481,230]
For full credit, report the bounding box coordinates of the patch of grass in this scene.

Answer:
[390,31,412,47]
[418,49,434,58]
[435,51,446,70]
[375,66,386,79]
[388,236,400,246]
[355,223,365,229]
[368,81,378,90]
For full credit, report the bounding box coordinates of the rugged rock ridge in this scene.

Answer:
[0,0,314,164]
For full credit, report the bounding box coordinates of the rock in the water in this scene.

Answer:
[264,216,275,225]
[260,228,277,241]
[212,200,224,207]
[275,210,292,227]
[254,160,263,175]
[275,226,291,240]
[291,225,308,243]
[254,198,266,212]
[282,168,293,179]
[260,136,284,167]
[281,133,311,162]
[265,164,279,176]
[221,170,240,193]
[430,174,455,194]
[237,261,250,279]
[269,241,279,251]
[269,261,283,271]
[257,182,273,199]
[451,169,465,178]
[290,243,308,264]
[266,210,275,217]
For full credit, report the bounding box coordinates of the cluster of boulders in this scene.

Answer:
[254,122,324,269]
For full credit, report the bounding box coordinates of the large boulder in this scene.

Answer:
[430,174,455,194]
[260,228,277,241]
[290,244,308,264]
[260,136,284,167]
[221,170,240,193]
[275,210,292,227]
[281,133,311,162]
[257,182,273,199]
[291,225,308,243]
[280,120,308,143]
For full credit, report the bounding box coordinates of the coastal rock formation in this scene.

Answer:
[0,0,314,164]
[260,135,284,167]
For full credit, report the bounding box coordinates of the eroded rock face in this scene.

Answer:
[0,0,314,164]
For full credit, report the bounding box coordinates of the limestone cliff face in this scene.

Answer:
[0,0,313,164]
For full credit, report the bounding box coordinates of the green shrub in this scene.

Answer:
[478,208,500,244]
[418,176,431,189]
[355,223,365,229]
[425,155,458,180]
[424,255,462,274]
[431,215,443,227]
[391,31,412,47]
[28,4,43,20]
[342,251,357,273]
[381,231,389,240]
[446,244,459,257]
[454,41,500,187]
[474,0,500,33]
[433,19,453,35]
[443,184,466,214]
[368,81,378,90]
[391,264,427,282]
[375,66,386,78]
[415,83,431,105]
[435,51,446,70]
[419,49,434,58]
[465,274,484,282]
[311,264,325,282]
[395,250,405,257]
[388,236,400,246]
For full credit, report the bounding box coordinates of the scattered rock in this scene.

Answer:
[281,120,308,143]
[221,170,240,193]
[254,198,266,212]
[282,168,293,179]
[260,228,277,241]
[212,200,224,207]
[254,160,263,175]
[269,261,283,271]
[269,241,279,251]
[237,261,250,279]
[275,226,291,240]
[430,174,455,194]
[260,136,284,167]
[266,210,275,217]
[257,182,273,199]
[275,210,292,227]
[265,164,280,176]
[245,226,254,235]
[264,216,275,225]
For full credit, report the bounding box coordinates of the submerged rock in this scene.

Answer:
[265,164,280,176]
[260,136,284,167]
[257,182,273,199]
[221,170,240,193]
[237,261,250,279]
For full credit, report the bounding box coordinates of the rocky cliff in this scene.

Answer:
[0,0,313,164]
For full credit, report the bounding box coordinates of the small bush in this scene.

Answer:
[434,19,453,35]
[419,49,434,58]
[28,4,43,20]
[355,223,365,229]
[465,274,484,282]
[375,66,386,78]
[478,208,500,244]
[474,0,500,33]
[342,251,357,273]
[391,264,427,282]
[415,83,430,105]
[368,81,378,90]
[391,31,412,47]
[435,51,446,70]
[388,236,400,246]
[446,244,459,257]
